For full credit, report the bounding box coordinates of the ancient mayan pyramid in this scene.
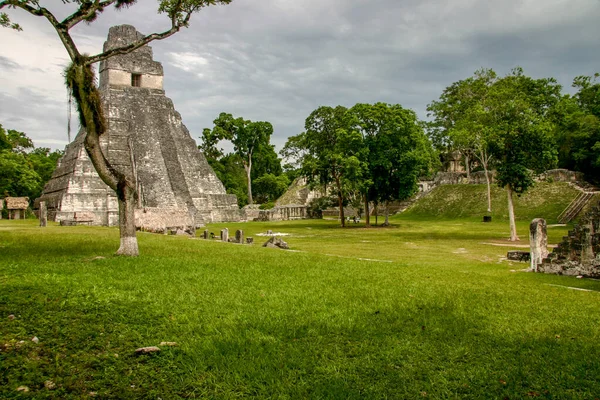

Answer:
[36,25,243,228]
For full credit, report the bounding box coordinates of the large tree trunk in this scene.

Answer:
[383,200,390,226]
[364,194,370,227]
[244,161,253,204]
[507,185,519,241]
[116,183,138,255]
[69,62,139,256]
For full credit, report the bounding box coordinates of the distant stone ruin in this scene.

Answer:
[35,25,243,229]
[242,177,322,222]
[5,197,29,220]
[539,200,600,277]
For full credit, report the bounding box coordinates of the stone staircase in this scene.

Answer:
[557,191,596,224]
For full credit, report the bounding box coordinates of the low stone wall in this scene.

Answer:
[253,205,309,221]
[135,208,196,235]
[539,200,600,277]
[538,169,584,183]
[243,204,262,221]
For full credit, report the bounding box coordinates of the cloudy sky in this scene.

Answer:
[1,0,600,152]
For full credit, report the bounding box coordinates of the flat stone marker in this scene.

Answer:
[221,228,229,242]
[507,250,530,262]
[135,346,161,355]
[236,229,244,244]
[530,218,549,272]
[263,236,289,250]
[39,201,47,227]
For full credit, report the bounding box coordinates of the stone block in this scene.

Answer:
[507,251,530,262]
[263,236,289,250]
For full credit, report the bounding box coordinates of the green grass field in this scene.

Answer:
[1,184,600,399]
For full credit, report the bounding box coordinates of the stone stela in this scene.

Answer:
[530,218,549,272]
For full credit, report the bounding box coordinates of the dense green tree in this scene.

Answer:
[212,153,249,207]
[0,124,34,153]
[282,106,366,227]
[27,147,63,187]
[2,0,233,256]
[351,102,436,226]
[487,68,560,240]
[253,173,290,204]
[554,74,600,183]
[0,125,63,200]
[198,127,226,161]
[251,142,283,180]
[0,150,40,198]
[427,69,498,213]
[210,113,274,204]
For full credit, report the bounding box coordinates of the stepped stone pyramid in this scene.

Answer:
[36,25,243,228]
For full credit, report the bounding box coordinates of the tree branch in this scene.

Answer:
[62,0,117,29]
[1,0,81,61]
[85,11,193,65]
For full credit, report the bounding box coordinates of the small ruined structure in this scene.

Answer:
[36,25,243,230]
[249,205,310,222]
[5,197,29,220]
[243,176,322,221]
[529,218,549,272]
[443,150,465,173]
[539,201,600,277]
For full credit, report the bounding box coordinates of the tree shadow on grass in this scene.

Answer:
[3,282,594,399]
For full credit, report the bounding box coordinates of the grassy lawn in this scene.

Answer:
[1,184,599,399]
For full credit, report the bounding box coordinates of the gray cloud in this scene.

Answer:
[1,0,600,152]
[0,55,21,70]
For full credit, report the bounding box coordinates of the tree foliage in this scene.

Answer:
[282,105,366,227]
[0,124,63,200]
[200,113,286,207]
[351,103,435,219]
[427,69,497,213]
[283,104,434,227]
[554,73,600,183]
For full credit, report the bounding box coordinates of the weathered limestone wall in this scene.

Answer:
[275,177,322,207]
[538,169,584,183]
[539,201,600,277]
